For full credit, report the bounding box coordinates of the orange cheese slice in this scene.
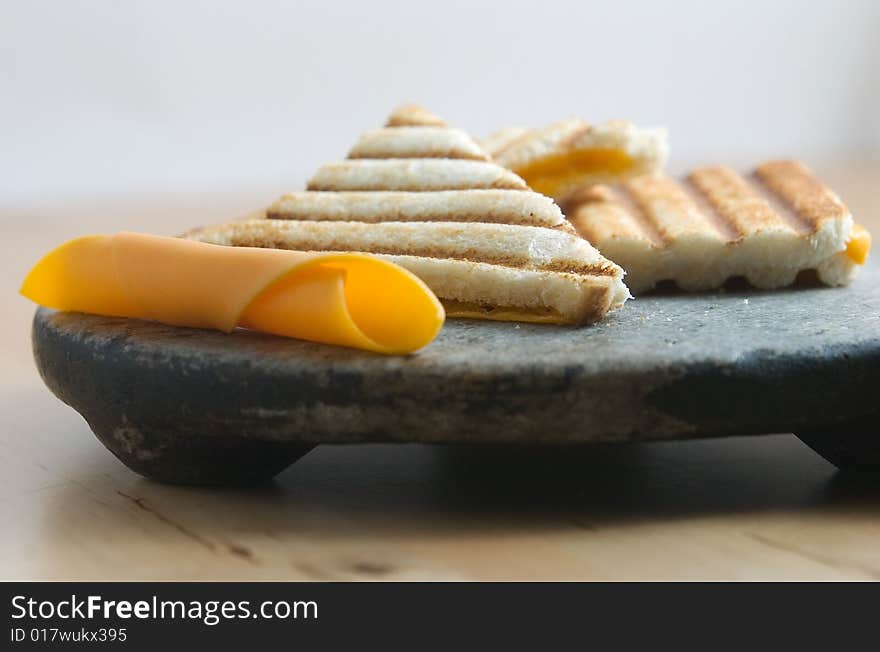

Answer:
[20,232,445,354]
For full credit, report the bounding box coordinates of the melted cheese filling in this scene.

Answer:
[513,148,635,198]
[441,299,564,324]
[845,223,871,265]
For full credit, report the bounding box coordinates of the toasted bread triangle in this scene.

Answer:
[187,105,631,325]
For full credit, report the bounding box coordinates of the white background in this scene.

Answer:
[2,0,879,204]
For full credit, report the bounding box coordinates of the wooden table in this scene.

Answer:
[2,164,879,581]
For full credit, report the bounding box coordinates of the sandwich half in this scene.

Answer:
[483,118,668,202]
[186,105,629,325]
[563,159,871,293]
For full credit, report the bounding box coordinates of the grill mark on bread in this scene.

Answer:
[266,208,563,226]
[481,127,530,160]
[488,130,537,165]
[193,224,618,277]
[561,185,654,246]
[492,119,591,169]
[744,172,814,235]
[615,183,666,247]
[266,190,565,228]
[347,127,489,161]
[228,237,618,277]
[307,159,528,191]
[687,167,795,240]
[349,151,486,160]
[754,160,848,229]
[678,175,741,242]
[627,174,727,245]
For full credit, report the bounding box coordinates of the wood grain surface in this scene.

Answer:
[2,164,879,581]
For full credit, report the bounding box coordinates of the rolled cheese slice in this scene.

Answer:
[20,232,445,354]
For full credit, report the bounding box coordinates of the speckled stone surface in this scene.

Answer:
[32,261,880,484]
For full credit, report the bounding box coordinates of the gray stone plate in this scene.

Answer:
[32,261,880,485]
